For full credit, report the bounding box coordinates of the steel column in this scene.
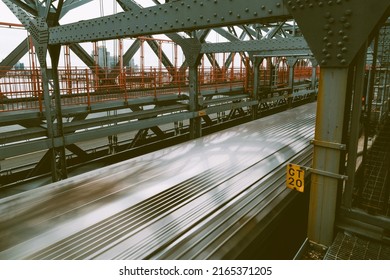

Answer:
[178,38,203,139]
[362,36,379,169]
[308,67,349,246]
[310,58,318,90]
[188,63,202,139]
[252,57,262,120]
[49,45,68,181]
[287,57,298,108]
[343,44,367,209]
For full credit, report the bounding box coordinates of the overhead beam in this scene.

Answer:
[49,0,290,45]
[201,37,311,55]
[0,38,29,76]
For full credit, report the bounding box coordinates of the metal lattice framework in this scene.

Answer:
[1,0,390,250]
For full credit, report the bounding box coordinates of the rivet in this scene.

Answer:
[237,14,241,18]
[343,35,349,41]
[324,24,331,30]
[328,18,335,23]
[245,8,249,12]
[276,3,281,7]
[268,9,273,14]
[291,5,296,10]
[325,12,331,18]
[328,30,334,35]
[340,17,347,22]
[345,10,352,16]
[339,30,345,35]
[229,11,233,14]
[344,22,351,28]
[288,1,292,5]
[322,48,328,54]
[319,2,323,6]
[328,1,333,5]
[337,41,343,47]
[300,5,304,9]
[326,42,332,47]
[341,59,347,64]
[337,54,343,59]
[336,0,342,4]
[326,54,331,58]
[321,60,327,64]
[309,3,313,7]
[323,36,329,41]
[261,5,266,10]
[253,12,258,16]
[221,17,224,21]
[342,47,348,52]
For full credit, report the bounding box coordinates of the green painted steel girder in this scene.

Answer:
[201,37,311,55]
[286,0,390,67]
[49,0,290,45]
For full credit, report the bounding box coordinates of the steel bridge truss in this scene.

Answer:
[1,0,390,250]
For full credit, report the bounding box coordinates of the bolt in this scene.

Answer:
[345,10,352,16]
[344,22,351,28]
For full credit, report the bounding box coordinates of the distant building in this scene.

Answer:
[97,46,113,68]
[14,62,24,70]
[91,46,135,69]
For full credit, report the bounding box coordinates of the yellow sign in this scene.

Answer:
[286,163,305,192]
